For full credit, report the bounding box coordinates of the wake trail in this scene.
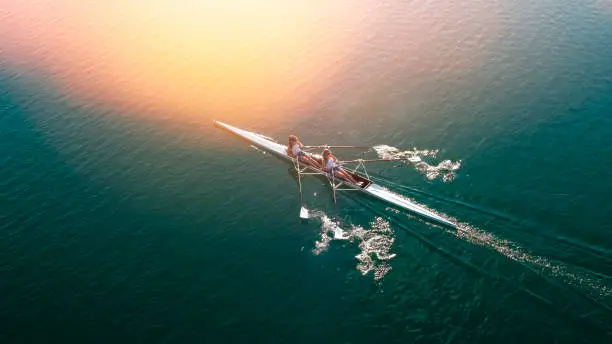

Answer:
[368,171,612,266]
[448,223,612,311]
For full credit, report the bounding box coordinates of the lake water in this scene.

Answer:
[1,1,612,342]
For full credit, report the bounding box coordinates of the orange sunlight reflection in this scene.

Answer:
[1,1,501,127]
[1,1,370,124]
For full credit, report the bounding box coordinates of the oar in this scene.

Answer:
[329,170,337,209]
[303,145,371,149]
[294,160,310,219]
[339,157,422,164]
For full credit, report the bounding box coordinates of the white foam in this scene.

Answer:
[312,214,397,280]
[373,145,461,182]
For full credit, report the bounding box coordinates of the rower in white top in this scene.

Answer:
[322,148,358,184]
[286,135,321,168]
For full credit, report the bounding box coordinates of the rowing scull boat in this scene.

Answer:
[214,121,456,228]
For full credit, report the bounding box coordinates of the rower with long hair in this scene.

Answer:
[286,135,321,168]
[322,149,358,184]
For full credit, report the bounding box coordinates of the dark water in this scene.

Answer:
[2,1,612,343]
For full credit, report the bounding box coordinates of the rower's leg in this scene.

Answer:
[296,156,307,167]
[310,156,322,168]
[338,169,358,184]
[304,155,321,168]
[300,156,312,168]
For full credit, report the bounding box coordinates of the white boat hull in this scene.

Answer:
[214,121,456,228]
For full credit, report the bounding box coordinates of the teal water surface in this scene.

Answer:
[2,1,612,343]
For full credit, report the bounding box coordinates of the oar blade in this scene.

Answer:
[304,145,370,149]
[299,206,310,219]
[334,227,349,240]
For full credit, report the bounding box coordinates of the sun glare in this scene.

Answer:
[1,0,500,127]
[0,0,368,124]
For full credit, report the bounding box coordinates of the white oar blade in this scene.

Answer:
[334,227,349,240]
[299,206,309,219]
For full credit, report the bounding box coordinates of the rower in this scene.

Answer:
[286,135,321,168]
[322,148,358,184]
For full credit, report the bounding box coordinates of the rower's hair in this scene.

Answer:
[289,135,298,141]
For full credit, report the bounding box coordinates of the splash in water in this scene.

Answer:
[373,145,461,182]
[313,214,396,280]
